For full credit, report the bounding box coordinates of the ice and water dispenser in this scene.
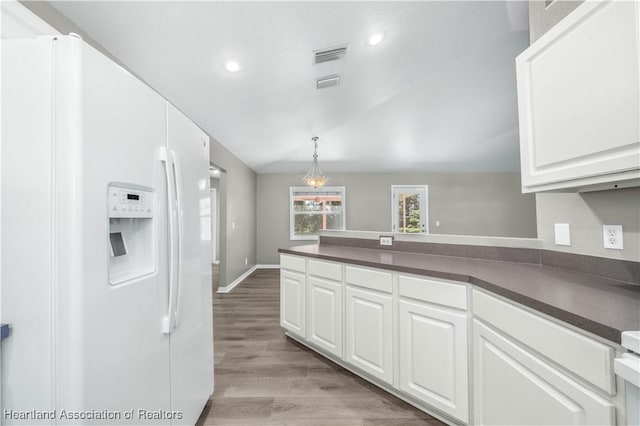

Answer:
[107,184,155,285]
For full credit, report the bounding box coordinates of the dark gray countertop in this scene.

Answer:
[279,244,640,345]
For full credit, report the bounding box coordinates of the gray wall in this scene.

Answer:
[23,1,259,287]
[257,172,537,264]
[528,1,583,43]
[210,140,257,287]
[536,189,640,261]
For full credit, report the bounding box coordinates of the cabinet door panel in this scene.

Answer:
[399,300,468,422]
[473,319,615,426]
[307,277,342,357]
[517,1,640,191]
[345,286,393,384]
[280,270,305,338]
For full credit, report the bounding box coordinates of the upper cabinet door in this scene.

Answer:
[516,0,640,193]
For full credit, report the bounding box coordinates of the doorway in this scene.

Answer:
[391,185,429,234]
[210,188,218,264]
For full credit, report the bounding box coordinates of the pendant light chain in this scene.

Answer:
[303,136,329,189]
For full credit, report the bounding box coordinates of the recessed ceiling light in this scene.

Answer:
[224,61,243,72]
[367,31,386,46]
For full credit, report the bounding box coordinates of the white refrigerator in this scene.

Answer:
[1,35,214,425]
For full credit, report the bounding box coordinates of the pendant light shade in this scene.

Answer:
[303,136,329,189]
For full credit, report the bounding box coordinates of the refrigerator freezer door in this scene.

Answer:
[1,37,56,424]
[53,37,172,422]
[166,103,214,425]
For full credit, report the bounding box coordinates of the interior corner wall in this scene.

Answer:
[536,189,640,261]
[257,172,537,265]
[209,138,257,288]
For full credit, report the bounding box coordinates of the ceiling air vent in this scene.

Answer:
[314,45,348,64]
[316,75,340,90]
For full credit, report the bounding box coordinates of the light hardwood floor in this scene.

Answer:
[196,268,445,426]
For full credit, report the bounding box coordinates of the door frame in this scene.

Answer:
[210,188,218,264]
[391,185,429,234]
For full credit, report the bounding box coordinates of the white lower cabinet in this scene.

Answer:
[307,276,343,358]
[473,319,615,426]
[345,285,393,385]
[399,299,469,423]
[280,269,306,338]
[280,256,620,426]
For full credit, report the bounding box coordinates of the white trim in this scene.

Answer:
[216,264,281,293]
[216,266,257,293]
[255,264,280,269]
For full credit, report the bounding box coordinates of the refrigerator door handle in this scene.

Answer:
[160,147,179,334]
[171,150,183,329]
[0,324,10,341]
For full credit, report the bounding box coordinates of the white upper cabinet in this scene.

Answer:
[516,0,640,192]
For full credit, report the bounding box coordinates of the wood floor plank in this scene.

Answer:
[196,267,444,426]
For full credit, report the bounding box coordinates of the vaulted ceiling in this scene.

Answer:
[50,1,529,173]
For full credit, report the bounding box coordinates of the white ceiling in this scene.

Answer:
[50,1,530,173]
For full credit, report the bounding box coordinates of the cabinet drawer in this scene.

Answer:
[280,254,306,273]
[473,290,615,395]
[308,259,342,282]
[345,266,392,293]
[399,274,467,310]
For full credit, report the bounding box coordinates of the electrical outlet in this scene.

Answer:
[379,236,393,246]
[603,225,623,250]
[244,258,248,265]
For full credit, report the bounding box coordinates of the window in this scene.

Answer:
[290,187,346,240]
[391,185,428,234]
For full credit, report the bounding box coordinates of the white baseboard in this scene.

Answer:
[216,264,281,293]
[216,266,257,293]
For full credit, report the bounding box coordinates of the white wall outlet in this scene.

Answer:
[379,236,393,246]
[244,257,248,265]
[603,225,623,250]
[554,223,571,246]
[435,220,440,227]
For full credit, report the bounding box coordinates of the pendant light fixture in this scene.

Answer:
[303,136,329,189]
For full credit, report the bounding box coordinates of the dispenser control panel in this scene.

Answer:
[108,186,154,218]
